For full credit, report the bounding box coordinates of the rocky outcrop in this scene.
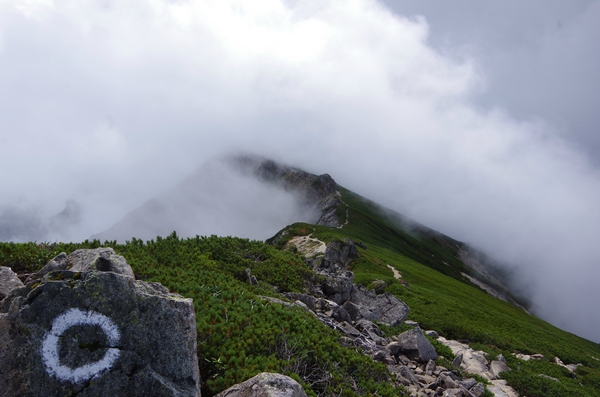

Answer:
[0,251,200,397]
[438,337,515,386]
[306,239,410,326]
[253,158,344,228]
[214,373,307,397]
[0,266,24,300]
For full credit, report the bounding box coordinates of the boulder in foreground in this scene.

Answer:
[0,270,200,397]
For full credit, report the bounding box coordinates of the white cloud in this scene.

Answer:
[1,0,599,341]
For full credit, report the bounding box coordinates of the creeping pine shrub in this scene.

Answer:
[2,235,404,397]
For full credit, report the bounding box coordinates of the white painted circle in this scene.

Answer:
[41,308,121,383]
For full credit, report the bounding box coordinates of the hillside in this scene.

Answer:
[2,159,600,396]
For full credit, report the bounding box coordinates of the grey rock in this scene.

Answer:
[439,374,459,389]
[398,365,419,385]
[497,353,506,363]
[0,271,200,397]
[458,378,477,389]
[323,239,359,270]
[395,327,438,363]
[355,319,385,345]
[469,383,486,397]
[490,360,511,379]
[372,349,389,363]
[425,359,436,376]
[331,305,351,323]
[27,252,68,282]
[405,320,419,327]
[215,372,307,397]
[339,321,361,337]
[424,330,439,339]
[452,353,464,368]
[0,266,24,300]
[321,273,354,304]
[67,248,134,278]
[341,301,360,321]
[350,284,410,326]
[285,293,316,311]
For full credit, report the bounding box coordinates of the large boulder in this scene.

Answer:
[389,327,438,363]
[350,285,410,326]
[214,372,307,397]
[0,266,24,300]
[0,270,200,397]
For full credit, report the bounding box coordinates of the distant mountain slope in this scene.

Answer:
[93,156,320,242]
[97,155,524,307]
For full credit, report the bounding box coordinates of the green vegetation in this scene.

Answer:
[1,234,399,397]
[3,183,600,396]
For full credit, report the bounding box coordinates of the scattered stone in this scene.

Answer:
[0,266,24,300]
[405,320,419,327]
[215,372,307,397]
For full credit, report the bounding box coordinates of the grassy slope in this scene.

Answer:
[277,185,600,396]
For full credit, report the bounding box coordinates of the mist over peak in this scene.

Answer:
[93,156,325,242]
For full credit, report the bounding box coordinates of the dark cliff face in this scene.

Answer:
[237,156,344,228]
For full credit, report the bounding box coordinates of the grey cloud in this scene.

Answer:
[0,1,598,342]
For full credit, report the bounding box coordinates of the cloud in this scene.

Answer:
[1,0,599,341]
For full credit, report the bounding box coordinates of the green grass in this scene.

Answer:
[1,234,401,397]
[271,184,600,396]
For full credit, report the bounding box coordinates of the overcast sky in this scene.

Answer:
[1,0,599,342]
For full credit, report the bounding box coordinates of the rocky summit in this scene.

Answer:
[0,250,200,397]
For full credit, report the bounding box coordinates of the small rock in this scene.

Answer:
[458,378,477,389]
[469,383,486,397]
[0,266,24,300]
[490,360,511,379]
[452,353,463,368]
[214,372,308,397]
[424,330,439,339]
[425,359,436,376]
